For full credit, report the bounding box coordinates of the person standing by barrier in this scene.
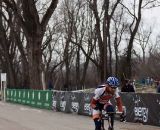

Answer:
[121,79,135,92]
[131,79,136,91]
[156,81,160,93]
[90,77,125,130]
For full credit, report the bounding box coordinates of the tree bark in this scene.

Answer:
[3,0,59,89]
[125,0,142,78]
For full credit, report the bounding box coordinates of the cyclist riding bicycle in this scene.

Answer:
[90,76,124,130]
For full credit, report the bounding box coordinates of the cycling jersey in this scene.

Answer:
[93,87,120,104]
[91,85,123,112]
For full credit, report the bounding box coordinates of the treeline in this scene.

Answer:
[0,0,160,90]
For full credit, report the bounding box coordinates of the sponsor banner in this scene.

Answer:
[52,91,71,113]
[69,92,82,114]
[79,93,93,116]
[59,92,68,112]
[52,91,160,126]
[121,93,160,126]
[52,91,59,111]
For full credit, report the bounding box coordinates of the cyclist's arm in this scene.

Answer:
[90,98,98,109]
[115,97,123,112]
[90,88,104,109]
[114,88,123,112]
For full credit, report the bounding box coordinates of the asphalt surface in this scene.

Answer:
[0,101,160,130]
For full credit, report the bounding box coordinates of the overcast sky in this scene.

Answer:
[142,7,160,36]
[131,6,160,55]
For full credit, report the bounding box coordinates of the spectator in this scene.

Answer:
[63,84,68,91]
[48,80,54,90]
[142,78,145,85]
[150,77,154,86]
[131,79,136,92]
[146,77,150,85]
[156,81,160,93]
[121,79,135,92]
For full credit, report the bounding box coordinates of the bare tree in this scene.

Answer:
[119,0,142,79]
[0,3,18,87]
[135,23,152,64]
[2,0,59,89]
[88,0,122,82]
[120,0,160,79]
[112,6,127,76]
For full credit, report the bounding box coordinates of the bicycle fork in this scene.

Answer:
[108,114,114,130]
[101,119,105,130]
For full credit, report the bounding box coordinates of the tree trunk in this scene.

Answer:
[28,37,43,89]
[125,0,142,78]
[0,9,17,88]
[76,47,80,90]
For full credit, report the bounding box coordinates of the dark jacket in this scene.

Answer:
[121,84,135,92]
[157,85,160,93]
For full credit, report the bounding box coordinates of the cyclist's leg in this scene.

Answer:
[92,109,102,130]
[94,118,102,130]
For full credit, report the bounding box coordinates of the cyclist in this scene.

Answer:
[90,76,124,130]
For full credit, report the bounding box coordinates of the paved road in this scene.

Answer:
[0,101,160,130]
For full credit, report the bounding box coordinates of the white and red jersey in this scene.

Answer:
[90,86,123,112]
[93,87,120,104]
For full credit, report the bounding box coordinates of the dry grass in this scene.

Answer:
[136,86,157,93]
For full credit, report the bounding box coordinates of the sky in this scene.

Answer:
[142,7,160,35]
[132,6,160,55]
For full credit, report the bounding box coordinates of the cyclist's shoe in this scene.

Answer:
[120,113,126,122]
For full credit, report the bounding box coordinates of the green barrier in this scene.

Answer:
[5,89,53,110]
[30,90,36,107]
[17,90,22,103]
[13,89,18,103]
[43,91,52,109]
[22,90,26,104]
[26,90,31,105]
[10,89,14,102]
[36,91,43,108]
[6,89,10,101]
[8,89,11,101]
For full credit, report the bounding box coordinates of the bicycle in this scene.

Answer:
[101,110,126,130]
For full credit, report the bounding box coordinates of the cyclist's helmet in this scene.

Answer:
[106,76,119,88]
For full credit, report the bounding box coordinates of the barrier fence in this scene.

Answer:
[5,89,160,127]
[52,91,160,127]
[6,89,52,109]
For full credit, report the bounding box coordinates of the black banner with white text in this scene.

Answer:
[52,91,160,126]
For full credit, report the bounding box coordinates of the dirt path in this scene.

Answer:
[0,102,159,130]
